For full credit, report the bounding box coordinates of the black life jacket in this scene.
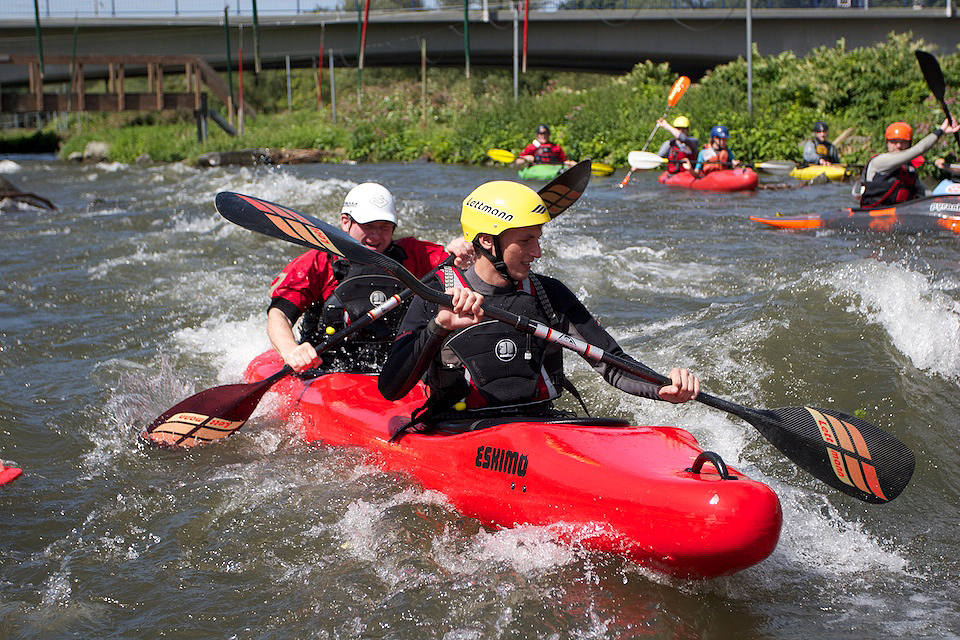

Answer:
[437,268,562,409]
[300,243,409,372]
[532,142,564,165]
[667,140,694,174]
[859,158,920,208]
[812,139,839,164]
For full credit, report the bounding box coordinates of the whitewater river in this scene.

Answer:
[1,155,958,638]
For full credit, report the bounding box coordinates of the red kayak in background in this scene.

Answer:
[0,463,22,486]
[658,168,759,192]
[244,350,782,579]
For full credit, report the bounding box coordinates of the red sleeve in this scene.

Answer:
[554,144,568,162]
[396,236,450,278]
[520,143,538,156]
[269,250,338,315]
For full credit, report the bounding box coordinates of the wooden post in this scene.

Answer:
[117,63,124,110]
[108,63,115,92]
[155,64,163,110]
[147,64,154,92]
[193,62,201,110]
[30,61,43,112]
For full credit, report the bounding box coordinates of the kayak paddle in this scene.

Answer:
[915,50,960,150]
[143,163,591,449]
[140,257,453,449]
[488,148,613,177]
[754,160,796,175]
[621,75,690,188]
[215,191,915,505]
[626,151,668,171]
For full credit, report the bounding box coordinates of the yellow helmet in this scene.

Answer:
[672,115,690,128]
[461,181,550,244]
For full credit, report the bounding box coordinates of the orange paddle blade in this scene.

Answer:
[667,76,691,107]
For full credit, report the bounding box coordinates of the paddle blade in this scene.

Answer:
[743,404,914,504]
[590,162,615,177]
[627,151,667,171]
[915,50,946,100]
[487,148,516,164]
[667,75,691,107]
[538,160,591,218]
[140,374,284,449]
[755,160,796,175]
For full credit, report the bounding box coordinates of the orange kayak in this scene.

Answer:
[750,195,960,234]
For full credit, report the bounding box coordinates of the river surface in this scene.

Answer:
[1,155,959,639]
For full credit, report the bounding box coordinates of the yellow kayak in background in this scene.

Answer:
[789,164,851,182]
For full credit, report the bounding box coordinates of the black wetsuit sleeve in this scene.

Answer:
[378,277,448,401]
[540,276,665,401]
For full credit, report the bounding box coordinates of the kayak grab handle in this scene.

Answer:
[686,451,736,480]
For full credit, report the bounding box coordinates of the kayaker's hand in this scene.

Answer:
[819,158,831,166]
[283,342,320,372]
[939,117,960,134]
[445,236,476,269]
[935,157,946,169]
[731,158,741,168]
[437,287,484,331]
[658,367,700,404]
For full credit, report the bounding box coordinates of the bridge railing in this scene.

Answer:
[3,0,950,18]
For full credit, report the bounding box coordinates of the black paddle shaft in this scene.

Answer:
[214,187,915,504]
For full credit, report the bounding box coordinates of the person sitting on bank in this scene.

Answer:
[378,180,699,423]
[514,124,577,168]
[859,118,960,208]
[692,125,740,177]
[656,115,700,174]
[267,182,472,374]
[802,121,841,166]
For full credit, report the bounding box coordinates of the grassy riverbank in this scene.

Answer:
[4,32,957,173]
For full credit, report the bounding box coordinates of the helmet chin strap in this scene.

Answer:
[474,236,516,284]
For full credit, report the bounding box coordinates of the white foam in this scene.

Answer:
[173,313,269,384]
[829,260,960,379]
[0,158,22,173]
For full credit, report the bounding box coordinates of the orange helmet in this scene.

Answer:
[885,122,913,141]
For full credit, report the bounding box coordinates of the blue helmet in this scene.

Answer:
[710,125,729,139]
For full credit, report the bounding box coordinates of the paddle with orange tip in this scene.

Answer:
[214,184,914,505]
[621,75,691,188]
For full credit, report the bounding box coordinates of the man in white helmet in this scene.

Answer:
[267,182,472,373]
[379,180,699,423]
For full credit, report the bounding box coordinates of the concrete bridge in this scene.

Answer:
[1,6,958,87]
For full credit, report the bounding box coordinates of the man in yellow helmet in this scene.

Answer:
[656,115,699,174]
[379,180,699,419]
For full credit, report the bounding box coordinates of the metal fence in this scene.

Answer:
[2,0,952,17]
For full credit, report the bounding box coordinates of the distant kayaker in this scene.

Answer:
[656,115,699,174]
[859,118,960,208]
[934,156,960,181]
[267,182,473,373]
[692,125,740,177]
[802,121,841,166]
[379,180,699,421]
[514,124,577,169]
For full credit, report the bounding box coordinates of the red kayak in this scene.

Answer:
[658,168,759,192]
[0,463,22,486]
[750,194,960,234]
[245,350,782,579]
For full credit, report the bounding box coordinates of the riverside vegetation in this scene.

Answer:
[3,33,957,175]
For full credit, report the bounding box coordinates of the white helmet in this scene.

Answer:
[341,182,398,225]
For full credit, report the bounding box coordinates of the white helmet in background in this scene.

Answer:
[341,182,398,225]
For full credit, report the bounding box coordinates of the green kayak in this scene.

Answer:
[518,164,563,181]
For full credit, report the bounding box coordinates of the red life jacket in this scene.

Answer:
[532,142,564,165]
[667,141,694,174]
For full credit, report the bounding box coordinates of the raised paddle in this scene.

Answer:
[216,189,915,504]
[487,148,614,177]
[915,50,960,149]
[620,75,691,188]
[141,163,591,449]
